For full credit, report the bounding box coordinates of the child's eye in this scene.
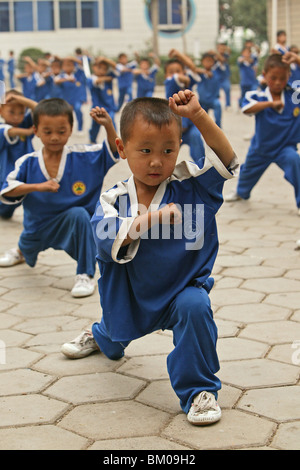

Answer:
[164,149,173,154]
[141,149,151,154]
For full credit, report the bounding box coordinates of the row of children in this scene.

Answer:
[0,46,300,426]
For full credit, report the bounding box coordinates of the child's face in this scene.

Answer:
[264,66,290,94]
[116,116,181,192]
[62,60,75,74]
[202,57,215,71]
[51,62,61,75]
[140,60,150,73]
[34,114,72,153]
[93,62,108,76]
[119,55,128,65]
[278,33,287,45]
[165,62,184,78]
[242,48,251,59]
[0,102,26,126]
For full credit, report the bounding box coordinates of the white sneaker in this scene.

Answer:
[295,240,300,250]
[0,248,25,267]
[187,391,221,426]
[71,274,95,298]
[224,190,242,202]
[61,330,100,359]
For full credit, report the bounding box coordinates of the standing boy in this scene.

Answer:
[61,90,238,425]
[0,90,36,219]
[116,53,137,110]
[237,47,258,107]
[0,99,119,297]
[225,54,300,214]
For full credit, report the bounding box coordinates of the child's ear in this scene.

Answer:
[115,137,127,159]
[32,125,39,137]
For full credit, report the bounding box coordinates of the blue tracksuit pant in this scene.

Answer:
[237,145,300,208]
[92,284,221,414]
[18,207,96,276]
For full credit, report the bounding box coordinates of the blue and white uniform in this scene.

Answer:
[237,87,300,207]
[91,151,238,413]
[0,112,34,218]
[7,57,15,88]
[238,57,258,107]
[197,64,223,128]
[0,58,5,81]
[116,60,137,110]
[164,71,205,159]
[87,70,118,143]
[136,64,159,98]
[54,73,83,131]
[217,53,231,107]
[0,141,119,274]
[19,73,42,101]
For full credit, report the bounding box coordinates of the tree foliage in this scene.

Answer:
[220,0,267,42]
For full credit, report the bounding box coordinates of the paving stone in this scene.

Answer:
[215,318,241,337]
[2,286,66,303]
[240,321,300,345]
[44,372,145,404]
[6,300,76,318]
[210,288,264,307]
[136,380,181,414]
[117,355,169,380]
[0,312,21,329]
[59,401,171,440]
[271,422,300,450]
[0,369,54,396]
[0,274,53,289]
[219,359,299,388]
[242,277,300,294]
[237,386,300,422]
[0,394,69,427]
[268,343,300,366]
[0,347,42,371]
[215,303,290,324]
[0,329,32,347]
[263,292,300,310]
[0,425,88,450]
[32,351,122,376]
[125,332,173,357]
[162,410,276,450]
[217,337,268,361]
[90,436,191,450]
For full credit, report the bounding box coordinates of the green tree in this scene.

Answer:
[219,0,267,42]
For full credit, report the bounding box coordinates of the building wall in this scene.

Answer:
[0,0,219,61]
[267,0,300,47]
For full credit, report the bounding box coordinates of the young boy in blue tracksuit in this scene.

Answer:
[61,89,238,426]
[54,58,85,134]
[237,47,258,107]
[134,53,160,98]
[164,49,205,160]
[87,57,118,143]
[0,98,119,297]
[225,54,300,214]
[0,90,36,219]
[195,52,223,128]
[116,53,137,110]
[216,43,231,108]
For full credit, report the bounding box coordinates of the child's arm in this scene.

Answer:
[5,93,37,111]
[121,204,182,247]
[243,100,284,115]
[283,51,300,66]
[169,49,197,72]
[169,90,235,167]
[90,107,117,154]
[7,127,34,139]
[4,180,60,198]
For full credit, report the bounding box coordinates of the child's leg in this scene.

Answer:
[118,87,127,110]
[213,99,222,128]
[182,124,205,161]
[92,318,130,360]
[222,79,231,107]
[274,146,300,208]
[89,119,101,143]
[237,152,271,199]
[165,285,221,414]
[0,201,18,219]
[73,102,83,131]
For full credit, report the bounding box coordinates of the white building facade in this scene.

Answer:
[0,0,219,59]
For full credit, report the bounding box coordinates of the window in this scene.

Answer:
[103,0,120,29]
[147,0,195,35]
[81,1,98,28]
[0,2,9,32]
[59,1,77,28]
[37,1,54,30]
[14,1,33,31]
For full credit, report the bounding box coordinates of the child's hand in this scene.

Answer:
[159,203,182,225]
[90,106,112,126]
[282,51,299,65]
[37,180,60,193]
[169,90,202,118]
[271,100,284,111]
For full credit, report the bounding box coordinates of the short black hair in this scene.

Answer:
[120,97,182,143]
[277,30,286,37]
[33,98,74,128]
[164,58,184,73]
[263,54,290,73]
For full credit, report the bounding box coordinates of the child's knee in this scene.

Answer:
[174,287,212,325]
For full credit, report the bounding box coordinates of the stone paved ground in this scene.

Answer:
[0,86,300,450]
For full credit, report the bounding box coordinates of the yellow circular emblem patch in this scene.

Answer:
[294,107,300,117]
[72,181,86,196]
